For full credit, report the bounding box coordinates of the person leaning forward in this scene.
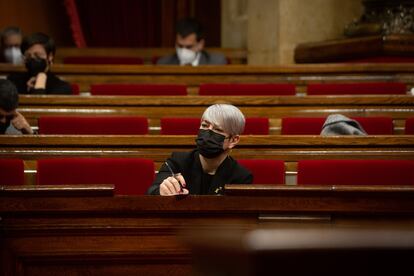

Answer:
[147,104,252,196]
[7,32,72,95]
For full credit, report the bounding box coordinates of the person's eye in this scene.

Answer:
[214,128,223,133]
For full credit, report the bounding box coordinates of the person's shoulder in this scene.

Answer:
[202,51,227,65]
[171,150,196,162]
[157,54,179,65]
[229,157,253,183]
[46,73,72,94]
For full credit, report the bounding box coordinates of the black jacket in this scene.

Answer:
[147,149,253,195]
[7,72,72,94]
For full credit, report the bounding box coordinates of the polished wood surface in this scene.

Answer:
[1,64,414,92]
[17,95,414,134]
[1,135,413,163]
[55,47,248,64]
[2,185,414,275]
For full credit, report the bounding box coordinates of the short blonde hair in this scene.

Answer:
[201,104,245,136]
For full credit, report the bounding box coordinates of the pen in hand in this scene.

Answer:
[165,161,184,193]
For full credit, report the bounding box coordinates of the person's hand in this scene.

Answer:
[26,76,36,91]
[34,72,47,89]
[11,112,33,134]
[159,173,189,196]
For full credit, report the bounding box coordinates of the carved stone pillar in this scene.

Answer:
[345,0,414,36]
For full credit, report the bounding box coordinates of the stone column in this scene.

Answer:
[246,0,363,64]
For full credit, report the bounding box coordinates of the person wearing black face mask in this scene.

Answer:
[147,104,253,196]
[7,32,72,95]
[0,79,33,135]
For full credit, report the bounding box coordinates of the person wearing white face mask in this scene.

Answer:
[157,18,227,66]
[0,26,23,65]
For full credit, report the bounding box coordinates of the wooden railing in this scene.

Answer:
[2,135,412,162]
[2,185,414,275]
[54,47,248,64]
[1,63,414,92]
[18,95,414,134]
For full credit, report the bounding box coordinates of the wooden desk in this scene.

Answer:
[2,185,414,275]
[1,63,414,92]
[55,47,248,64]
[1,135,413,163]
[18,95,414,134]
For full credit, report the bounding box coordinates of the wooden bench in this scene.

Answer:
[1,64,414,93]
[54,47,248,64]
[2,185,414,275]
[18,95,414,134]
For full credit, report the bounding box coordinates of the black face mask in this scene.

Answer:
[25,58,47,76]
[196,129,227,159]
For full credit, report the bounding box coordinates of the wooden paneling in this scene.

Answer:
[2,185,414,275]
[0,0,73,46]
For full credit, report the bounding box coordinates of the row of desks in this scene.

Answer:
[2,185,414,275]
[2,135,412,185]
[18,95,414,134]
[2,135,413,163]
[1,63,414,92]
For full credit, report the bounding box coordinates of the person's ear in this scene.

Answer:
[197,39,205,51]
[47,53,54,64]
[227,135,240,149]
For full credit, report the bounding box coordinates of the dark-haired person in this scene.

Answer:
[7,32,72,94]
[157,18,227,66]
[0,79,33,134]
[0,26,23,65]
[147,104,252,196]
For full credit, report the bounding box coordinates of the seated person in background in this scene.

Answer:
[147,104,252,196]
[7,32,72,94]
[157,18,227,66]
[0,26,23,65]
[0,79,33,134]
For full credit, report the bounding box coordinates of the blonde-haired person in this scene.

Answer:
[147,104,252,195]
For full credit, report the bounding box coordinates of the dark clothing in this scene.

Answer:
[147,149,253,195]
[7,72,72,94]
[157,51,227,65]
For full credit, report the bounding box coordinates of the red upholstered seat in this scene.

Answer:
[160,118,200,135]
[243,118,269,135]
[199,83,296,96]
[281,117,325,135]
[352,117,394,135]
[63,56,144,65]
[307,82,407,95]
[406,118,414,134]
[0,159,24,185]
[90,84,187,96]
[281,117,393,135]
[297,160,414,185]
[71,83,80,95]
[38,116,148,135]
[160,117,269,135]
[37,158,155,195]
[238,159,285,184]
